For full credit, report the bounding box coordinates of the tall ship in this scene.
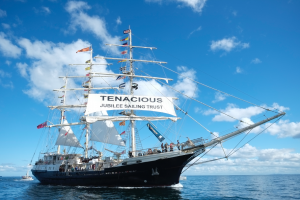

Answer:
[31,28,285,186]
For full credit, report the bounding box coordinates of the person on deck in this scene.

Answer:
[164,142,168,152]
[177,140,180,150]
[161,143,164,152]
[170,143,174,151]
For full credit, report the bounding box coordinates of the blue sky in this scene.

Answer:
[0,0,299,176]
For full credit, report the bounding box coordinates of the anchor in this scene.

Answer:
[152,167,159,176]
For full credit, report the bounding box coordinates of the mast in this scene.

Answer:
[85,46,93,158]
[57,77,67,154]
[128,26,136,156]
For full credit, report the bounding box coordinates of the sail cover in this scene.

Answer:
[55,120,82,148]
[85,94,177,116]
[91,120,125,146]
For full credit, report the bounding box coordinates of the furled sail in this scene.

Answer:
[85,94,177,116]
[91,120,125,146]
[55,120,82,148]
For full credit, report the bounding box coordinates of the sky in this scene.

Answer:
[0,0,299,176]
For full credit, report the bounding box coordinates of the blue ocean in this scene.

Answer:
[1,175,299,199]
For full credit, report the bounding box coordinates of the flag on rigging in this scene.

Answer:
[83,125,87,130]
[116,76,125,80]
[118,60,127,63]
[123,29,130,34]
[37,121,47,129]
[121,50,127,55]
[122,42,128,46]
[119,83,125,89]
[120,131,125,135]
[64,131,68,136]
[120,66,126,71]
[86,73,90,76]
[120,37,129,41]
[85,66,91,70]
[121,150,126,154]
[88,146,93,150]
[85,79,90,83]
[85,59,91,63]
[119,121,125,126]
[76,47,91,53]
[147,123,165,142]
[84,94,88,98]
[60,86,65,89]
[58,95,64,98]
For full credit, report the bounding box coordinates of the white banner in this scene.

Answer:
[85,94,177,116]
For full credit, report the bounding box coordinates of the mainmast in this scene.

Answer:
[57,77,67,154]
[128,26,136,156]
[85,47,93,158]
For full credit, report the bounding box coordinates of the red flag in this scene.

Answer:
[76,47,91,53]
[123,29,130,34]
[65,131,68,136]
[37,121,47,129]
[121,50,127,55]
[86,73,90,76]
[120,131,125,135]
[121,150,126,154]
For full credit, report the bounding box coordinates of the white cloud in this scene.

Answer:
[210,37,249,52]
[203,103,265,122]
[65,1,120,54]
[0,9,7,17]
[188,26,201,38]
[16,62,29,78]
[128,66,198,101]
[42,7,51,14]
[5,60,11,65]
[0,32,22,58]
[186,144,300,175]
[235,66,242,73]
[173,66,198,98]
[0,69,13,89]
[251,58,261,64]
[264,120,300,138]
[176,0,207,13]
[212,92,227,103]
[0,69,11,78]
[146,0,207,13]
[2,23,10,29]
[17,37,114,103]
[204,103,289,123]
[232,11,237,16]
[116,16,122,25]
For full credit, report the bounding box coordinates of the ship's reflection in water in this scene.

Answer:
[24,182,183,200]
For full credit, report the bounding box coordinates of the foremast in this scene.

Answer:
[57,77,67,154]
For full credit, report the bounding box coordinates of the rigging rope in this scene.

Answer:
[138,68,250,129]
[156,63,277,113]
[182,115,283,171]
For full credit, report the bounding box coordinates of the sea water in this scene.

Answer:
[0,175,299,199]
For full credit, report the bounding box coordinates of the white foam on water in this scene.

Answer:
[75,183,184,189]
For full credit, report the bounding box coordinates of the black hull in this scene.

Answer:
[32,154,192,187]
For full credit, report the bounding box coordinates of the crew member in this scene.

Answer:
[164,142,168,152]
[177,140,180,150]
[161,143,164,152]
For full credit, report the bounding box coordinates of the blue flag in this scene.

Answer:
[147,123,165,142]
